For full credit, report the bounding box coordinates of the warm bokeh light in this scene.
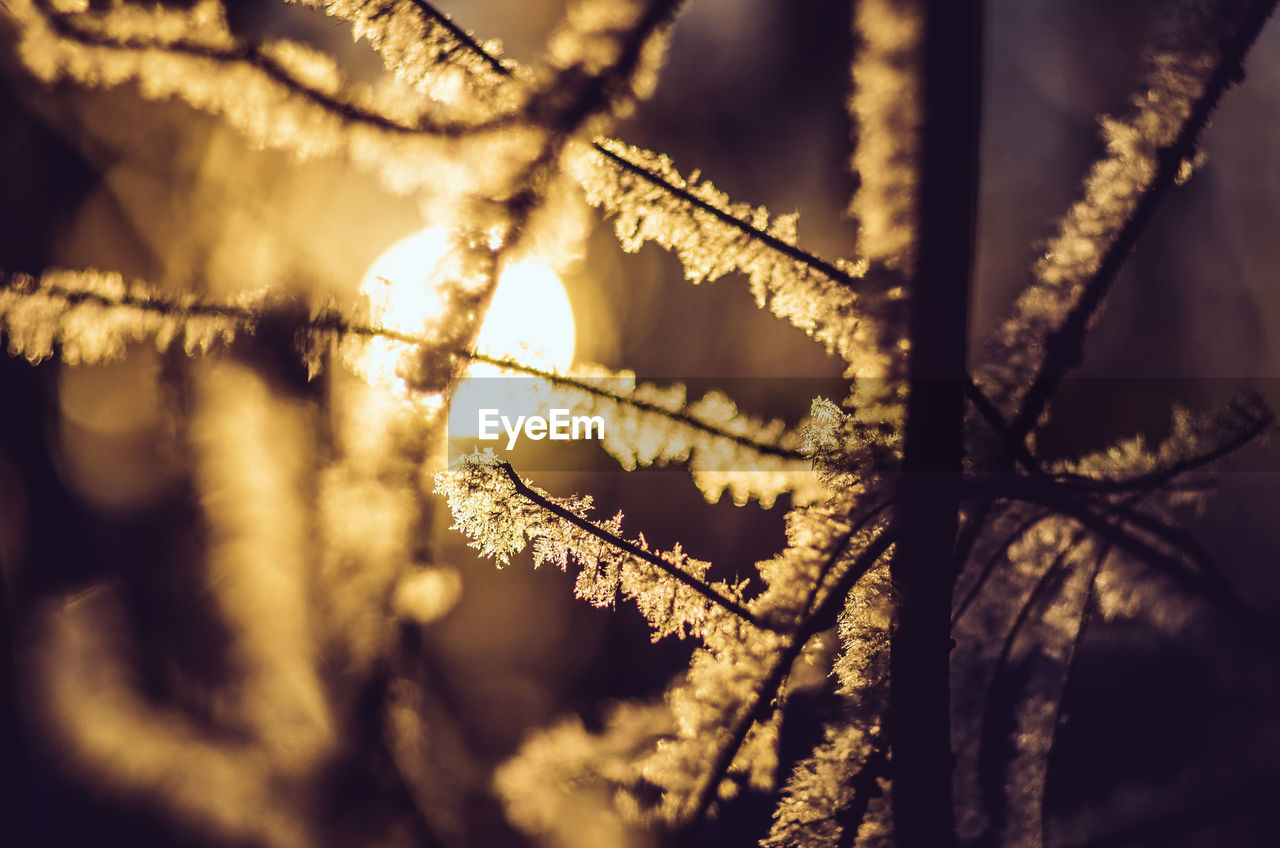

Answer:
[56,347,182,512]
[356,228,576,410]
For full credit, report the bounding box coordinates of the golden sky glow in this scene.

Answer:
[357,228,576,405]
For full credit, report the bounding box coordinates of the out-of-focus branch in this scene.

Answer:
[961,476,1280,655]
[1003,0,1280,439]
[26,0,504,135]
[1,269,812,462]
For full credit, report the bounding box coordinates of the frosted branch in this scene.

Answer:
[848,0,923,267]
[495,459,783,632]
[981,0,1280,434]
[7,0,537,199]
[572,139,905,381]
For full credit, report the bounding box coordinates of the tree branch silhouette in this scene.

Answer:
[1009,0,1280,439]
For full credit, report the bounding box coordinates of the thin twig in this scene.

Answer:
[1041,546,1108,846]
[964,375,1045,475]
[962,471,1231,592]
[976,527,1089,835]
[0,272,808,461]
[496,461,786,633]
[591,141,869,290]
[407,0,514,78]
[683,646,793,828]
[813,501,895,596]
[469,352,806,460]
[1090,496,1229,587]
[1010,0,1280,440]
[362,0,880,300]
[952,509,1052,625]
[684,528,894,829]
[961,477,1280,655]
[956,377,1046,609]
[31,0,500,136]
[1050,395,1273,495]
[802,529,895,642]
[531,0,685,137]
[835,735,889,848]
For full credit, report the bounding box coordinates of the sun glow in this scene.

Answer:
[355,228,576,406]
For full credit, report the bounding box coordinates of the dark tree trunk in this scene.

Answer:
[888,1,981,847]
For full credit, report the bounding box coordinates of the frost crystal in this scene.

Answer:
[1,270,243,364]
[569,139,906,384]
[848,0,922,268]
[3,1,1275,847]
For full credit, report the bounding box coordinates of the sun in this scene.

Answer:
[355,228,577,401]
[473,259,576,375]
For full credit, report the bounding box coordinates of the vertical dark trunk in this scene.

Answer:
[0,561,34,848]
[889,2,981,847]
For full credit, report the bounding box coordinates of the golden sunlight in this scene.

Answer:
[356,228,576,407]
